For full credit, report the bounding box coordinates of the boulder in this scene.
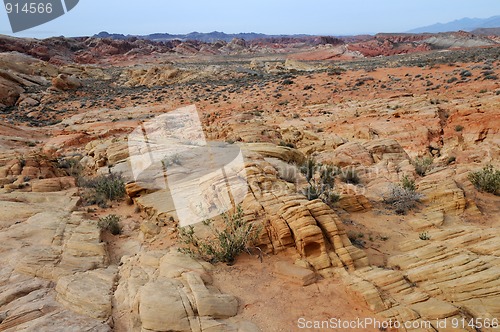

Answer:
[274,261,317,286]
[56,267,117,319]
[51,74,81,90]
[138,278,191,332]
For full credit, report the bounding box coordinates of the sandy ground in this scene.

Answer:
[211,253,383,332]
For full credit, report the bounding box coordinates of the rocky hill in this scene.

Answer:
[1,30,498,67]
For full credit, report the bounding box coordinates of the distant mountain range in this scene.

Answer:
[94,31,310,42]
[408,15,500,33]
[95,16,500,43]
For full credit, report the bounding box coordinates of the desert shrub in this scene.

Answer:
[81,189,108,208]
[483,74,498,81]
[299,160,340,206]
[468,164,500,195]
[419,231,431,240]
[412,157,433,176]
[57,157,83,177]
[328,67,345,75]
[446,156,456,165]
[302,183,321,200]
[347,231,366,248]
[178,205,261,265]
[98,214,122,235]
[384,183,424,215]
[299,158,317,183]
[401,175,416,192]
[454,125,464,132]
[446,77,458,84]
[17,155,26,167]
[460,70,472,78]
[79,173,126,207]
[322,190,341,205]
[339,168,360,184]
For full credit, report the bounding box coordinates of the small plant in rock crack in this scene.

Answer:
[57,157,83,177]
[98,214,122,235]
[401,175,416,192]
[177,205,262,265]
[419,231,431,241]
[412,157,433,176]
[384,178,424,215]
[299,159,340,206]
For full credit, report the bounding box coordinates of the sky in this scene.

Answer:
[1,0,500,39]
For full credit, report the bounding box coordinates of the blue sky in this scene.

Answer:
[1,0,500,38]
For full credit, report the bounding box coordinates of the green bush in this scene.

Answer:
[98,214,122,235]
[299,161,340,206]
[299,158,317,183]
[468,164,500,195]
[419,232,431,240]
[412,157,433,176]
[401,175,416,192]
[178,205,261,265]
[79,173,126,207]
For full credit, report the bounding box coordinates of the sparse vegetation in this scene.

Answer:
[384,179,424,215]
[401,175,416,192]
[468,164,500,195]
[98,214,122,235]
[299,159,340,206]
[412,157,433,176]
[57,157,83,177]
[347,231,366,248]
[79,173,126,207]
[178,205,261,265]
[483,74,498,81]
[454,125,464,132]
[328,67,345,75]
[419,231,431,240]
[460,70,472,78]
[18,155,26,168]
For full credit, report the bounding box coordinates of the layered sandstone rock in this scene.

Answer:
[114,250,258,332]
